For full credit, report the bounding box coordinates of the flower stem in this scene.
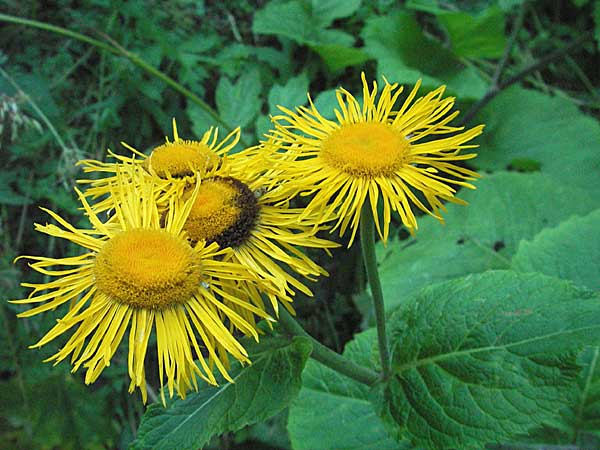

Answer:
[277,308,379,386]
[360,205,391,381]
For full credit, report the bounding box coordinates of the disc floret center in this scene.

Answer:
[184,177,259,248]
[94,228,200,309]
[320,122,409,177]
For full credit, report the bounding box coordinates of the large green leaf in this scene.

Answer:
[476,86,600,193]
[376,172,600,313]
[571,347,600,444]
[510,209,600,446]
[437,7,507,58]
[520,346,600,449]
[215,69,262,129]
[512,209,600,291]
[288,329,409,450]
[374,271,600,449]
[361,12,487,99]
[131,337,311,450]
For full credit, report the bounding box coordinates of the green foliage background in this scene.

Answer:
[1,0,600,449]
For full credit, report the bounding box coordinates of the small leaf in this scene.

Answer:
[405,0,447,14]
[0,171,32,205]
[310,0,362,28]
[131,336,312,450]
[512,209,600,291]
[253,1,315,44]
[253,0,357,47]
[312,88,339,119]
[311,44,371,71]
[0,371,113,450]
[268,72,310,114]
[185,103,219,137]
[288,329,409,450]
[216,69,262,128]
[375,271,600,449]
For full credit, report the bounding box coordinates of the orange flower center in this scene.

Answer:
[145,140,220,178]
[183,177,258,248]
[320,122,409,177]
[94,229,200,309]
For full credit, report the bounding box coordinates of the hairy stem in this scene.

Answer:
[360,205,391,381]
[277,308,379,386]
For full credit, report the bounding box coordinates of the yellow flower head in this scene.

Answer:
[187,146,339,315]
[11,166,271,404]
[268,73,484,245]
[78,121,338,316]
[77,120,240,212]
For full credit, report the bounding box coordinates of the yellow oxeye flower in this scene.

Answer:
[11,167,271,404]
[77,120,240,213]
[179,147,339,316]
[78,122,338,316]
[268,73,484,245]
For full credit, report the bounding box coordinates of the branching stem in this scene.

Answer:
[277,308,379,386]
[461,6,593,127]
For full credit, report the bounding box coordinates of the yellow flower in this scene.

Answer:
[181,146,339,316]
[268,73,484,245]
[11,167,271,404]
[79,121,338,316]
[77,121,240,213]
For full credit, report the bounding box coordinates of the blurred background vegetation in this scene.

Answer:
[1,0,598,448]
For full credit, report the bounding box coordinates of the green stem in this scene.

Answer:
[360,205,391,381]
[460,31,593,126]
[491,0,528,87]
[0,67,70,153]
[277,308,379,386]
[0,13,244,144]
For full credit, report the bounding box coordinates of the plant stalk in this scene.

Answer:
[360,205,391,381]
[491,0,529,87]
[277,308,379,386]
[461,31,593,126]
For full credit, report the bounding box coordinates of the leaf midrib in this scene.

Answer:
[148,351,274,445]
[573,345,600,439]
[394,324,600,373]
